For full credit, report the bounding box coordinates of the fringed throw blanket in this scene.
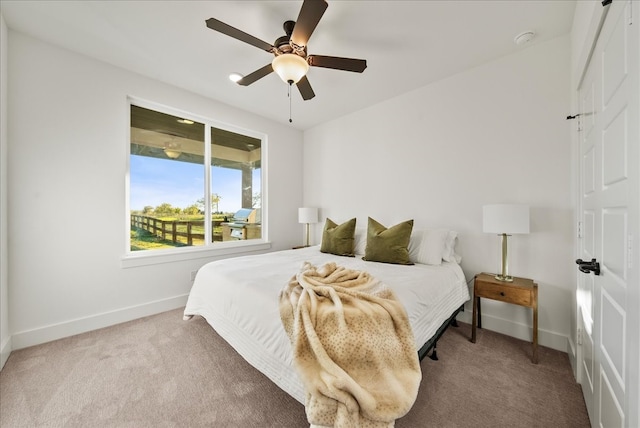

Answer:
[279,262,421,428]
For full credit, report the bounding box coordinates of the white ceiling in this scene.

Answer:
[1,0,577,130]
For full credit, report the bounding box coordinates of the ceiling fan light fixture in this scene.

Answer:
[272,54,309,84]
[164,149,181,159]
[164,141,182,159]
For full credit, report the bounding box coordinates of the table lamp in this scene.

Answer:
[483,204,530,282]
[298,207,318,247]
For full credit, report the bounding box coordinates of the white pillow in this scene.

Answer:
[407,229,461,265]
[354,227,367,255]
[408,229,448,265]
[443,230,462,263]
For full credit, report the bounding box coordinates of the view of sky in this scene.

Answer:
[130,155,260,214]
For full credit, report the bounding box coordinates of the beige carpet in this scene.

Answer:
[0,309,589,427]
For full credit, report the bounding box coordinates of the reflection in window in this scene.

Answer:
[211,127,261,242]
[129,104,263,252]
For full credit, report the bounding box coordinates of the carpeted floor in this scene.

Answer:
[0,308,590,427]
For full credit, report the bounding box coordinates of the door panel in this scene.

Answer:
[600,371,624,428]
[600,289,625,389]
[582,310,595,386]
[602,210,626,283]
[577,2,638,427]
[602,109,627,186]
[602,4,627,106]
[583,148,596,195]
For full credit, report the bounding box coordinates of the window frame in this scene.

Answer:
[122,97,270,268]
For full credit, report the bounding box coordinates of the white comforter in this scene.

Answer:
[183,246,469,404]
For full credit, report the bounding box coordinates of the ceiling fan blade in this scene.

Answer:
[308,55,367,73]
[296,75,316,100]
[237,64,274,86]
[205,18,274,53]
[291,0,328,48]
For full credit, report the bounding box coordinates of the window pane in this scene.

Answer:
[211,127,262,242]
[130,105,205,251]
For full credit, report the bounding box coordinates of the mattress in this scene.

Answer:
[183,245,469,404]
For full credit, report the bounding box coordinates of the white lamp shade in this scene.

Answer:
[272,54,309,84]
[483,204,530,234]
[298,207,318,224]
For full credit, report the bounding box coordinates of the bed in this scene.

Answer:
[183,242,470,405]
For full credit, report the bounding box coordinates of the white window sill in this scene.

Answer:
[121,240,272,268]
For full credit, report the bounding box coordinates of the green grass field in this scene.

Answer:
[130,227,189,251]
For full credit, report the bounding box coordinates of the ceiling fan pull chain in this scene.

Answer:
[288,82,293,123]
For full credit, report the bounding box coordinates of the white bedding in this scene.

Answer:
[183,245,469,404]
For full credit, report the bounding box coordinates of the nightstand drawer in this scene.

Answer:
[475,282,533,306]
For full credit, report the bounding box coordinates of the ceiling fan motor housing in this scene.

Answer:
[274,35,294,54]
[274,21,306,57]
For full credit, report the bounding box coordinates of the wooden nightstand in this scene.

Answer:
[471,272,538,364]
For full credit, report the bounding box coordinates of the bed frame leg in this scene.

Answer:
[451,318,459,328]
[429,343,439,361]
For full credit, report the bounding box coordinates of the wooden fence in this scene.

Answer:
[131,215,223,245]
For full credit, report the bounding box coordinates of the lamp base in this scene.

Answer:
[495,233,514,282]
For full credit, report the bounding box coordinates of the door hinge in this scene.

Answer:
[630,0,634,25]
[577,328,583,345]
[628,234,633,269]
[578,221,583,238]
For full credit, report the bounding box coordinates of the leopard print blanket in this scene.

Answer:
[279,262,421,428]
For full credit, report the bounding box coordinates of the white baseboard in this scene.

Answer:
[456,310,569,353]
[10,294,188,351]
[0,335,11,370]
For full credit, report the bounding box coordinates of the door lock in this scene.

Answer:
[575,258,600,276]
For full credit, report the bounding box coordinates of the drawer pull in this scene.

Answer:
[500,292,505,296]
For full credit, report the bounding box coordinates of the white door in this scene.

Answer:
[577,1,639,427]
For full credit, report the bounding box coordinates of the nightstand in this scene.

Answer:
[471,272,538,363]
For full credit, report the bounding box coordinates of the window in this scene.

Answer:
[128,102,263,255]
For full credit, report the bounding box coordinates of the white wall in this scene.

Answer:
[6,31,304,350]
[303,36,573,351]
[1,13,10,369]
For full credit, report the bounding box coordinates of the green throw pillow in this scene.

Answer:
[363,217,414,265]
[320,218,356,256]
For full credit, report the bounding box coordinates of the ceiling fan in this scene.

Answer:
[205,0,367,101]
